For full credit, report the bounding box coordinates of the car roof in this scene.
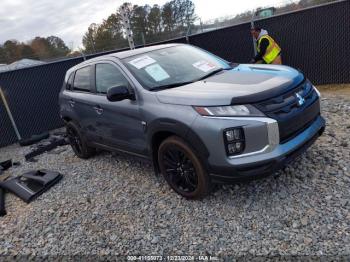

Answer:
[86,43,182,63]
[111,43,182,59]
[65,43,183,78]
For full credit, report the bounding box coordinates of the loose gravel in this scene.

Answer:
[0,89,349,258]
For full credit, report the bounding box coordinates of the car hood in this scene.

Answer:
[155,64,304,106]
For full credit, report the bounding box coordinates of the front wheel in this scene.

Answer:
[158,136,210,199]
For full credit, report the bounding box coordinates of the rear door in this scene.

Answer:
[90,61,147,155]
[67,65,98,140]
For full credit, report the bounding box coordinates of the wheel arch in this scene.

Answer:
[147,118,209,175]
[60,113,82,128]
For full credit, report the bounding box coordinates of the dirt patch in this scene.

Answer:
[317,84,350,95]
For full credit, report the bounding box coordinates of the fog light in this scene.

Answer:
[227,142,243,154]
[224,128,245,156]
[225,129,242,141]
[235,141,243,151]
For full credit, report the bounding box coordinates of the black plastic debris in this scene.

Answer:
[25,136,69,161]
[0,173,10,217]
[0,157,62,216]
[0,160,15,216]
[13,161,20,167]
[0,170,62,203]
[0,188,6,217]
[0,159,13,172]
[19,132,50,147]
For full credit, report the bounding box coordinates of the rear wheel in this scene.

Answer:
[66,121,95,159]
[158,136,210,199]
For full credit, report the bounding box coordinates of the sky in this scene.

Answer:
[0,0,294,49]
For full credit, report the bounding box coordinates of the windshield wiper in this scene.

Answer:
[149,81,194,91]
[149,68,229,91]
[196,68,225,81]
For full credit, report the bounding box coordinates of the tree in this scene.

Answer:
[81,0,197,50]
[102,14,128,49]
[0,46,7,64]
[30,37,51,59]
[148,5,162,41]
[46,36,70,57]
[0,36,70,63]
[19,44,36,59]
[82,17,128,53]
[171,0,196,28]
[82,23,99,53]
[162,0,196,37]
[130,5,150,45]
[3,40,21,63]
[104,13,124,41]
[162,2,175,34]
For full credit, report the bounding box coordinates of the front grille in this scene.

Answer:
[254,81,320,143]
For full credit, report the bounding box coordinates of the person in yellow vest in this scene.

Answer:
[250,27,282,65]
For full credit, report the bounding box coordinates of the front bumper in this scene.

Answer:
[208,115,325,183]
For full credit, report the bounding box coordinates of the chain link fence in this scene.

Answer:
[0,0,349,147]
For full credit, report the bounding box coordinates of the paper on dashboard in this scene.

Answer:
[145,64,170,82]
[129,55,156,69]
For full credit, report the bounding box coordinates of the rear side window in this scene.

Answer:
[95,63,129,94]
[73,66,91,92]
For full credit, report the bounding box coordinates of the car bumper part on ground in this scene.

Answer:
[208,115,326,183]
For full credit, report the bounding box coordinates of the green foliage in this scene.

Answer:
[162,2,175,33]
[130,4,150,45]
[82,0,197,51]
[47,36,70,57]
[0,36,70,64]
[0,47,6,63]
[82,12,128,53]
[148,5,162,38]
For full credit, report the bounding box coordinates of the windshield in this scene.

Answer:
[122,45,231,90]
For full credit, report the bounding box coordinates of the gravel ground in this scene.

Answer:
[0,88,349,259]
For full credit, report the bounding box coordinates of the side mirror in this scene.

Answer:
[107,85,134,102]
[228,61,239,68]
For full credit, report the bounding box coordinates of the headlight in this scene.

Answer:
[194,105,264,117]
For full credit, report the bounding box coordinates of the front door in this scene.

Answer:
[90,62,147,155]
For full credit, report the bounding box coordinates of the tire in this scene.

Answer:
[66,121,95,159]
[158,136,210,199]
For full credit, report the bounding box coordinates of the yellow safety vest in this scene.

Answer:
[257,35,281,64]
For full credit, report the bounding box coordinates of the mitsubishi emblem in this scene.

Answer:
[296,93,305,107]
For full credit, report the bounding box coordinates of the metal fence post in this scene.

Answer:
[251,11,257,56]
[0,86,22,141]
[141,32,146,47]
[120,5,135,50]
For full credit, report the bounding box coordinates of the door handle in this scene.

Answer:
[93,105,103,115]
[69,99,75,107]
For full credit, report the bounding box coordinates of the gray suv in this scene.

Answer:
[59,44,325,199]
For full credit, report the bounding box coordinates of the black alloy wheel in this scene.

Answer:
[67,125,83,155]
[158,136,210,199]
[66,121,95,159]
[162,145,198,193]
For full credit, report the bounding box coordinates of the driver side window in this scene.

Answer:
[95,63,129,94]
